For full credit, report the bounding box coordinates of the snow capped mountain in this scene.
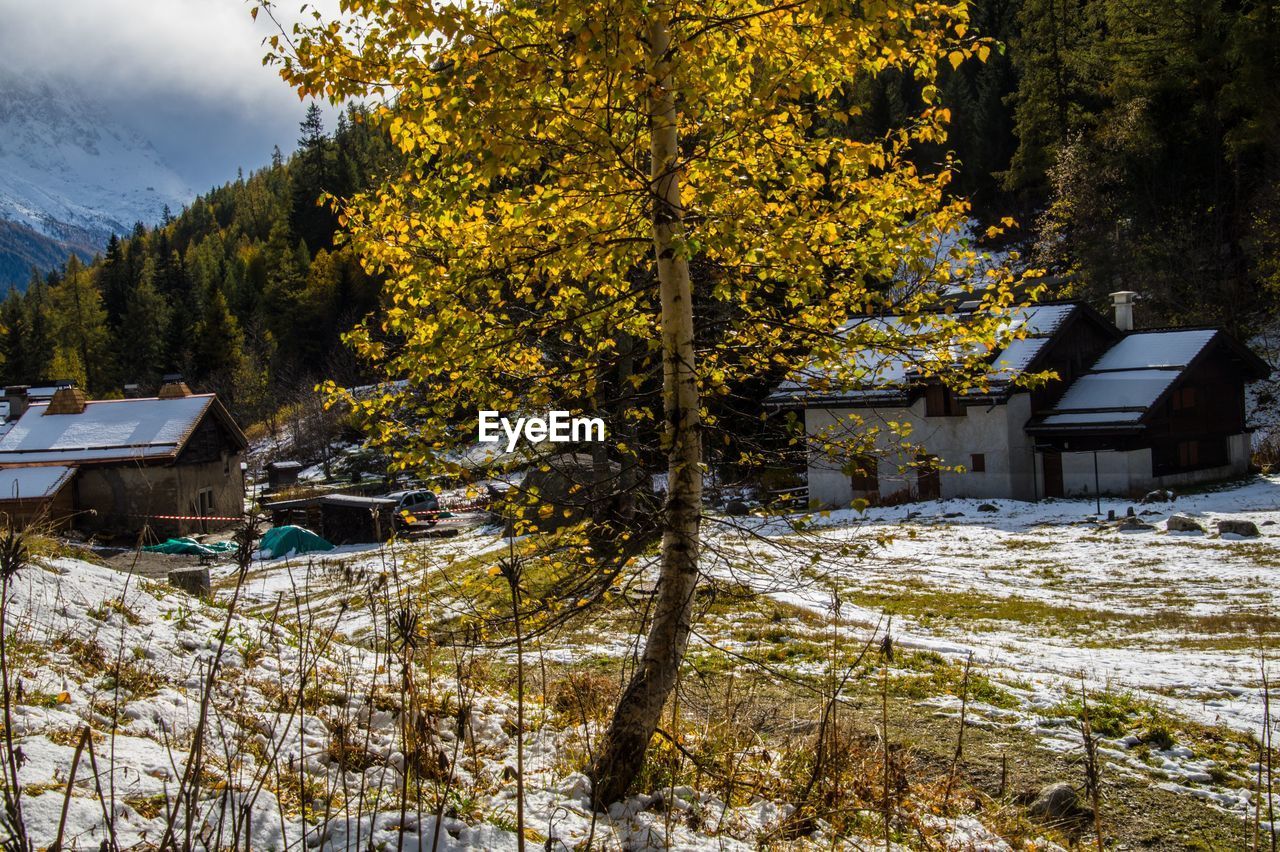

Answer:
[0,66,193,287]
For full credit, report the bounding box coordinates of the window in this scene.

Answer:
[197,488,215,516]
[924,384,964,417]
[849,456,878,491]
[1177,440,1199,468]
[1172,387,1198,411]
[1153,436,1229,475]
[970,453,986,473]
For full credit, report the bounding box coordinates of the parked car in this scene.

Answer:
[385,489,440,527]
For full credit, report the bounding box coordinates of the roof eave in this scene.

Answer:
[1026,422,1147,436]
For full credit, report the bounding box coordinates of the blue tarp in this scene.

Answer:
[258,525,335,559]
[142,537,237,557]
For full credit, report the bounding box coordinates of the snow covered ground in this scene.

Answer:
[5,552,844,850]
[5,476,1280,848]
[701,476,1280,830]
[712,478,1280,736]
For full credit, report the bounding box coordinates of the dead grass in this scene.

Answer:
[86,597,143,626]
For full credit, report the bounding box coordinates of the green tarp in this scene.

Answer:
[258,525,335,559]
[143,537,237,557]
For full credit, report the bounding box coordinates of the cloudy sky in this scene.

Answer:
[0,0,340,190]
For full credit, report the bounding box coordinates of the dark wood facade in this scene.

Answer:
[1025,307,1121,414]
[1029,333,1270,478]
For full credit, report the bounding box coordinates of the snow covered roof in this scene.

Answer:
[768,303,1081,406]
[1090,329,1217,371]
[1031,329,1255,433]
[1051,369,1182,411]
[0,465,75,502]
[0,395,218,464]
[983,304,1076,382]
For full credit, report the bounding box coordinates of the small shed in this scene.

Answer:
[262,494,397,545]
[0,466,77,529]
[266,461,304,492]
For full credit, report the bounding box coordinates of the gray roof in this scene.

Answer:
[0,396,218,464]
[768,303,1079,406]
[0,465,76,502]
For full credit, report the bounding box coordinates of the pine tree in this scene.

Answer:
[291,104,338,252]
[22,280,54,383]
[120,257,172,385]
[97,234,131,329]
[261,218,307,355]
[45,257,112,392]
[194,285,247,381]
[0,289,27,385]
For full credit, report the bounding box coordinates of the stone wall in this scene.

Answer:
[805,394,1036,507]
[73,453,245,537]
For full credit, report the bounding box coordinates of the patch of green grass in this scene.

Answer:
[23,690,70,709]
[1140,633,1280,652]
[838,579,1280,646]
[846,583,1124,635]
[26,535,105,566]
[101,658,163,698]
[888,651,1019,709]
[1045,689,1159,738]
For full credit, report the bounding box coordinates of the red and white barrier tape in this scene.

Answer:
[139,514,243,522]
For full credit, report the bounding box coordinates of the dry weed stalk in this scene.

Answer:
[1079,681,1104,852]
[943,651,974,808]
[0,521,35,852]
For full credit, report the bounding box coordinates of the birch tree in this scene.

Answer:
[261,0,1013,804]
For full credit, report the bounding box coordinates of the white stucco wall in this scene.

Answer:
[1050,432,1252,498]
[806,402,1254,506]
[1058,449,1150,497]
[805,394,1037,507]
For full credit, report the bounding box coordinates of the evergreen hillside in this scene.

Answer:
[0,105,400,424]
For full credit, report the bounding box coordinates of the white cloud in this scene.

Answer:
[0,0,344,187]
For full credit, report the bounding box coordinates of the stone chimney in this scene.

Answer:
[3,386,29,422]
[158,379,193,399]
[45,386,88,415]
[1110,290,1138,332]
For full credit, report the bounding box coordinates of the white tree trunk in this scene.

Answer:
[590,9,702,806]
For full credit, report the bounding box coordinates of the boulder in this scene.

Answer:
[1166,515,1205,534]
[724,499,750,517]
[1140,489,1175,504]
[1028,782,1084,823]
[977,503,999,513]
[168,566,211,598]
[1116,516,1155,532]
[1218,519,1261,538]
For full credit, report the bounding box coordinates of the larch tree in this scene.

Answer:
[261,0,1021,804]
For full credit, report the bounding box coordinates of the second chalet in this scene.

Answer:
[769,292,1272,505]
